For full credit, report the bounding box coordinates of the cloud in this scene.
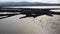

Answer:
[0,0,60,4]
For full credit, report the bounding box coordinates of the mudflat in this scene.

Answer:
[0,9,60,34]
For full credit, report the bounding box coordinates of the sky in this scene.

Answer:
[0,0,60,4]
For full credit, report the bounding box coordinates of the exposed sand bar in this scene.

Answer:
[0,7,60,34]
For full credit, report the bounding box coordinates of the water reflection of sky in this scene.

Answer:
[0,0,60,4]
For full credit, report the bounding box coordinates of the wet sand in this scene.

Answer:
[0,10,60,34]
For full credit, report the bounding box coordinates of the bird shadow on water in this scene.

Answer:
[0,9,60,19]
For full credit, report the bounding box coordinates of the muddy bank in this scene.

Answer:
[0,10,60,34]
